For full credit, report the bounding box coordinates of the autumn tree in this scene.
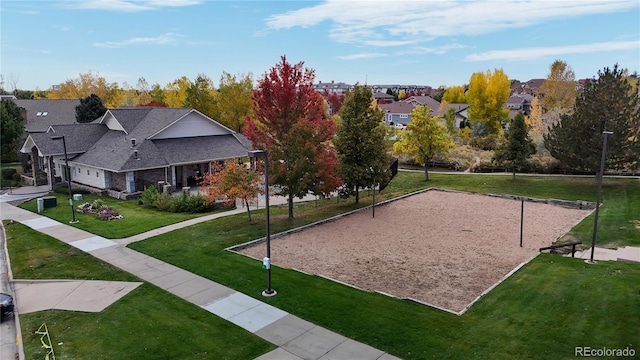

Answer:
[544,64,640,174]
[184,74,217,118]
[200,161,261,221]
[538,60,577,113]
[164,76,191,108]
[438,101,458,135]
[76,94,107,123]
[135,77,152,106]
[441,85,466,103]
[323,89,345,115]
[334,85,390,203]
[149,83,166,105]
[214,72,253,132]
[493,112,536,179]
[1,99,24,162]
[393,105,455,180]
[466,69,511,134]
[243,56,341,219]
[47,71,122,107]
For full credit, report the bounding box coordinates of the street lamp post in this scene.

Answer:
[370,167,376,218]
[248,150,275,297]
[587,130,613,264]
[51,135,78,224]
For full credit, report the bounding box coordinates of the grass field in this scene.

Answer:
[5,221,273,360]
[18,192,218,238]
[6,172,640,359]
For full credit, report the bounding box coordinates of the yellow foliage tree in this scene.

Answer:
[164,76,191,108]
[466,69,510,134]
[441,85,466,103]
[392,105,454,180]
[214,72,253,132]
[538,60,577,113]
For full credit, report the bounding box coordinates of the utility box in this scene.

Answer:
[73,194,83,201]
[42,196,57,209]
[37,198,44,213]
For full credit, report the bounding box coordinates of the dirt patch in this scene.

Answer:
[239,190,592,313]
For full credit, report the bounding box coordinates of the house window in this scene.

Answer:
[96,172,99,177]
[400,114,408,118]
[87,170,90,175]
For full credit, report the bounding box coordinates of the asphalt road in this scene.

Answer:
[1,221,19,360]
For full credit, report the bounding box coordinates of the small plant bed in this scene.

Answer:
[76,199,123,221]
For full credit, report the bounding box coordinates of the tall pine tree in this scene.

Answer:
[75,94,107,123]
[544,64,640,174]
[493,112,535,179]
[334,85,390,203]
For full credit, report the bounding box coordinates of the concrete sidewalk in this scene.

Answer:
[0,200,401,360]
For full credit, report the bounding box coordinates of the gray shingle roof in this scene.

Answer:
[13,99,83,132]
[28,124,108,156]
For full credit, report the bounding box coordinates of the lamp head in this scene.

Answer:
[248,149,267,159]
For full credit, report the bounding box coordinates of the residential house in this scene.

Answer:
[404,96,441,115]
[439,103,470,129]
[511,79,545,95]
[313,81,353,95]
[373,92,395,104]
[20,107,252,197]
[504,94,534,117]
[378,101,416,126]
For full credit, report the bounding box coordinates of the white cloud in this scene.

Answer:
[265,0,638,46]
[94,32,182,48]
[465,40,640,61]
[62,0,201,12]
[401,43,470,55]
[336,53,387,60]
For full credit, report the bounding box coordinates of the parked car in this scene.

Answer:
[394,123,406,130]
[0,293,14,321]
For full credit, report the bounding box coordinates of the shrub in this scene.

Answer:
[183,194,216,213]
[140,185,160,207]
[1,168,17,180]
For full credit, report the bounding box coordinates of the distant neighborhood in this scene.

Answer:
[1,63,638,200]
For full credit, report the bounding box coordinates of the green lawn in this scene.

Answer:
[6,172,639,359]
[4,221,273,360]
[18,192,218,239]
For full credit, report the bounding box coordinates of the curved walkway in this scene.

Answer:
[0,188,400,360]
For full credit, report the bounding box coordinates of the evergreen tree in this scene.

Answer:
[75,94,107,123]
[493,112,536,179]
[544,64,640,174]
[1,99,25,162]
[334,85,390,203]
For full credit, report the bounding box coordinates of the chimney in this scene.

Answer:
[131,138,136,147]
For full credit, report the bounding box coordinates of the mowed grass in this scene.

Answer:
[7,172,639,359]
[18,192,212,238]
[4,221,274,360]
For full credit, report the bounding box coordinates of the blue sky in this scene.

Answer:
[1,0,639,91]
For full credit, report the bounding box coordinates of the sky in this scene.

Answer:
[1,0,639,91]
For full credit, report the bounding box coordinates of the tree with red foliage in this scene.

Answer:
[199,161,262,221]
[138,100,168,107]
[243,56,342,219]
[323,89,345,115]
